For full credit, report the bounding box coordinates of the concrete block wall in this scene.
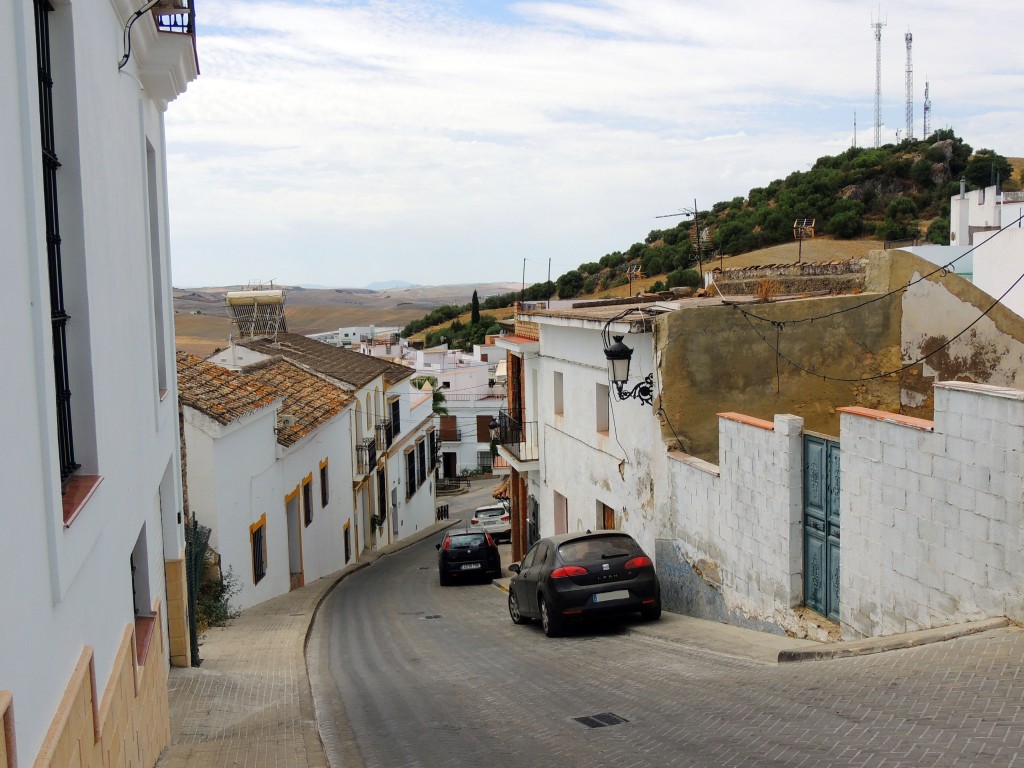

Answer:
[661,412,803,631]
[840,381,1024,638]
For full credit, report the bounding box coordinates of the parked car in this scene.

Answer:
[436,530,502,586]
[469,503,511,542]
[507,531,661,637]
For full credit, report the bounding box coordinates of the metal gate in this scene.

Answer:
[803,434,840,622]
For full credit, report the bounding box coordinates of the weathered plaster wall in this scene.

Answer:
[659,414,806,636]
[840,382,1024,638]
[656,293,902,461]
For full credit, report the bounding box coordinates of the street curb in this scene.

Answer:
[777,617,1010,662]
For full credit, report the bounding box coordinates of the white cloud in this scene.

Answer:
[165,0,1024,287]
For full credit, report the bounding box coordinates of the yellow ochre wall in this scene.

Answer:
[22,600,170,768]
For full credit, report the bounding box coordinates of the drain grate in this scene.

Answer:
[573,713,629,729]
[418,566,430,570]
[422,615,443,620]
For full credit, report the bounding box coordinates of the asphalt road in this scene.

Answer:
[310,534,1024,768]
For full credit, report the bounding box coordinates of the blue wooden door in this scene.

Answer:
[804,435,840,622]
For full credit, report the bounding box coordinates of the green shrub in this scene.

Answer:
[196,565,240,632]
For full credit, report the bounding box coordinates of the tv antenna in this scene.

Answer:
[922,80,931,138]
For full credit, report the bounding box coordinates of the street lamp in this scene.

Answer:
[601,328,654,406]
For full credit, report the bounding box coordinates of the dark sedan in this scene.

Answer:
[436,530,502,585]
[507,531,661,636]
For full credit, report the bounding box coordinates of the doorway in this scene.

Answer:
[803,434,840,622]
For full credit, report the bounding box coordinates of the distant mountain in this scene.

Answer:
[366,280,419,290]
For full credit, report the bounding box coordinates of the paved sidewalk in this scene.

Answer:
[159,478,1011,766]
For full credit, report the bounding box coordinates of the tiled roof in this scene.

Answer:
[241,332,413,388]
[243,359,354,447]
[176,353,279,425]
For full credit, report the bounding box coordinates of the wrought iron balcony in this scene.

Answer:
[376,418,394,451]
[495,409,539,463]
[152,0,198,71]
[356,437,377,475]
[440,428,462,442]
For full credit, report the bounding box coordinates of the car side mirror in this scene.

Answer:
[435,543,441,550]
[508,563,521,574]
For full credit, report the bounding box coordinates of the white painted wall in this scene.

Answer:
[841,381,1024,637]
[2,0,193,758]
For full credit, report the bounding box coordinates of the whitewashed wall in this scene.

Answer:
[841,381,1024,637]
[2,0,190,758]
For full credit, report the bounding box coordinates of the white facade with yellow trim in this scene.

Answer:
[1,0,197,764]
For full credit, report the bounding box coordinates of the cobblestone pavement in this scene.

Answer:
[315,531,1024,768]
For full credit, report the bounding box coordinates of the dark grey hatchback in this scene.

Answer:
[507,531,661,637]
[436,531,502,585]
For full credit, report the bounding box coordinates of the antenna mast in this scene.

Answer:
[904,31,914,141]
[922,80,931,138]
[871,13,886,147]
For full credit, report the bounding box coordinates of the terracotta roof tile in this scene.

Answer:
[243,359,354,446]
[241,332,413,388]
[177,353,279,425]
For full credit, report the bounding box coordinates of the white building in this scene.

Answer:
[1,0,197,764]
[310,325,403,351]
[412,342,506,478]
[208,331,438,554]
[178,354,359,611]
[497,250,1024,640]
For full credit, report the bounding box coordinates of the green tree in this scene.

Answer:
[926,217,950,245]
[556,270,584,299]
[470,290,480,326]
[964,149,1014,188]
[412,376,448,416]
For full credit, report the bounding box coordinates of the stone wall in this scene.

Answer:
[712,259,867,296]
[839,381,1024,638]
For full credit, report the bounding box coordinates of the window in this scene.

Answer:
[302,474,313,527]
[553,371,564,415]
[428,430,437,469]
[35,0,77,482]
[553,491,568,534]
[319,459,329,508]
[440,415,459,442]
[598,501,615,530]
[476,414,492,442]
[595,383,610,433]
[417,440,427,486]
[477,450,493,472]
[390,398,401,436]
[405,451,416,499]
[251,514,267,584]
[343,521,351,563]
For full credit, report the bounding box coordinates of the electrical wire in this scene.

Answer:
[739,262,1024,383]
[733,213,1023,328]
[118,0,161,70]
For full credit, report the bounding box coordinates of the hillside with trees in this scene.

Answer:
[405,131,1019,349]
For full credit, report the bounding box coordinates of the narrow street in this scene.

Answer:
[309,505,1024,768]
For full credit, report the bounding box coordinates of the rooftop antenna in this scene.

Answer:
[853,111,857,148]
[871,12,886,147]
[922,79,931,138]
[904,31,914,141]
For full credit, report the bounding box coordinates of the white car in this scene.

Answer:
[469,504,511,542]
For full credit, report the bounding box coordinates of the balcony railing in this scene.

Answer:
[440,428,461,442]
[495,409,539,462]
[356,437,377,475]
[152,0,198,71]
[376,418,394,451]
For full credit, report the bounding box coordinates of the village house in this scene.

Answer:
[1,0,198,765]
[496,240,1024,641]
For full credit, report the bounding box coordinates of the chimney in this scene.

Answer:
[960,177,966,199]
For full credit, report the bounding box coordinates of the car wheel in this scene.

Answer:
[439,569,450,587]
[508,591,529,625]
[539,595,562,637]
[641,599,662,621]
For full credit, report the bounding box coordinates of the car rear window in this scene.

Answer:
[476,508,504,519]
[558,535,642,563]
[449,533,487,548]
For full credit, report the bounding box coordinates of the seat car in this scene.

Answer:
[469,503,511,542]
[436,530,502,585]
[507,531,661,636]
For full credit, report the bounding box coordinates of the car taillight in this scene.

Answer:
[550,565,587,579]
[470,518,479,525]
[485,533,495,547]
[442,537,451,550]
[625,556,652,570]
[500,514,510,521]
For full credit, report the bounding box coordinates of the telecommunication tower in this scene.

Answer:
[904,32,914,140]
[871,14,886,148]
[922,80,931,138]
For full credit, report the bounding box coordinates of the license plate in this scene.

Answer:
[593,590,630,603]
[462,563,482,570]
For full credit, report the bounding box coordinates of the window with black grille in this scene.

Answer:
[302,476,313,527]
[34,0,77,482]
[320,461,329,508]
[416,440,426,487]
[251,518,267,584]
[406,452,416,499]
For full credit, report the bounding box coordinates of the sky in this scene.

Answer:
[165,0,1024,289]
